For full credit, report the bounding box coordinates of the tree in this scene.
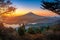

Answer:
[46,26,50,31]
[0,0,16,23]
[41,0,60,15]
[0,0,16,14]
[35,28,42,34]
[0,27,20,40]
[18,24,25,36]
[27,27,36,34]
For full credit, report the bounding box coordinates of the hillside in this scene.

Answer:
[2,12,60,24]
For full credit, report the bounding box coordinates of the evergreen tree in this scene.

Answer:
[0,0,16,23]
[27,27,36,34]
[46,26,50,31]
[35,28,41,34]
[0,0,16,14]
[18,24,25,36]
[41,0,60,15]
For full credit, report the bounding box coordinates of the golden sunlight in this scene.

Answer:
[14,9,29,16]
[2,9,59,17]
[2,9,29,17]
[14,9,59,17]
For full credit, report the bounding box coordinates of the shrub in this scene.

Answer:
[27,27,36,34]
[18,24,25,36]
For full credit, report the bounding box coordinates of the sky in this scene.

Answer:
[6,0,59,16]
[12,0,41,10]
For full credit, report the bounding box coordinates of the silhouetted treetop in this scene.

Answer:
[0,0,16,15]
[41,0,60,15]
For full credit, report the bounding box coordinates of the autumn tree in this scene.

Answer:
[41,0,60,15]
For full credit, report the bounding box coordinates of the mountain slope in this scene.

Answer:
[2,12,60,24]
[3,12,44,24]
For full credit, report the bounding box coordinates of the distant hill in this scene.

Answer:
[2,12,60,24]
[2,12,44,24]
